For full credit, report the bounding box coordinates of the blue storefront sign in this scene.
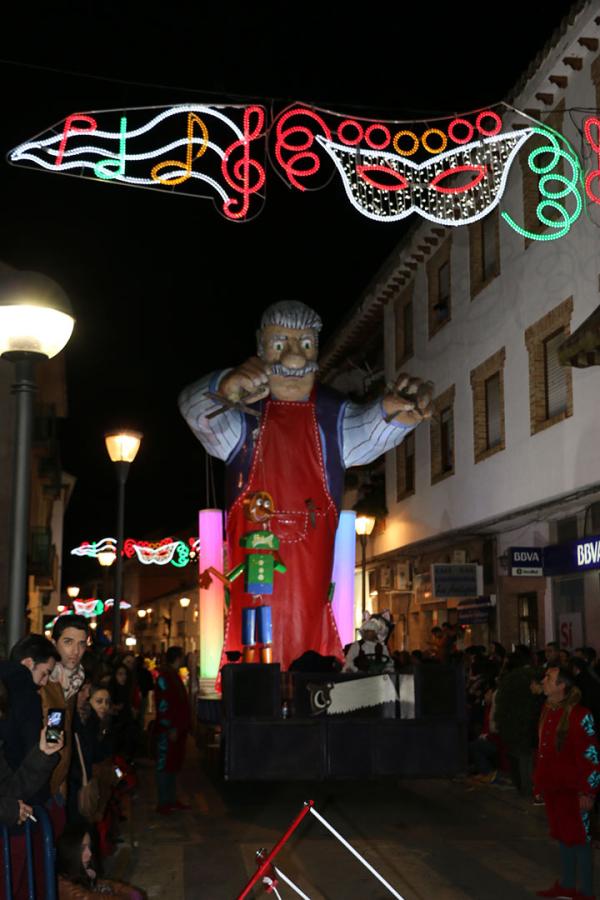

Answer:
[457,597,494,624]
[510,547,543,576]
[543,534,600,577]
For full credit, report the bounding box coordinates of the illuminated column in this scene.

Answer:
[198,508,224,693]
[331,511,356,648]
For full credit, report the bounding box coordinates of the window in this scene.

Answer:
[396,431,415,501]
[524,298,573,435]
[394,285,414,368]
[470,348,506,464]
[469,210,500,298]
[544,330,568,419]
[427,237,452,338]
[485,373,501,449]
[518,593,538,648]
[482,213,499,283]
[430,385,455,484]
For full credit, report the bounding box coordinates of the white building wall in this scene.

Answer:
[372,14,600,561]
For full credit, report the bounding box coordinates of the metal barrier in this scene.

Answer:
[1,805,56,900]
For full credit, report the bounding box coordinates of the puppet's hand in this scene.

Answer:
[382,374,434,426]
[219,357,271,405]
[199,569,213,590]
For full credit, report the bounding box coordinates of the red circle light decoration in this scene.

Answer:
[337,119,364,146]
[365,124,391,150]
[476,111,502,137]
[448,118,475,145]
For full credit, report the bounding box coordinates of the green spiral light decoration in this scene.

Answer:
[502,126,583,241]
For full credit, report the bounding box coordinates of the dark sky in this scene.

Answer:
[0,2,577,584]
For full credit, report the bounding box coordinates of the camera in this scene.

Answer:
[45,708,65,744]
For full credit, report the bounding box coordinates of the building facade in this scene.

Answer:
[322,5,600,653]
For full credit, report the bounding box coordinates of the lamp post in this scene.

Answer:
[104,430,142,648]
[179,596,191,651]
[0,270,75,649]
[355,514,376,618]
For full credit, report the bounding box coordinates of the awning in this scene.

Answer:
[559,305,600,368]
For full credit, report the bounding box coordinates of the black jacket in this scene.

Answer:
[0,660,46,803]
[0,744,58,825]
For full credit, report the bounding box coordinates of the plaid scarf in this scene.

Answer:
[50,661,85,700]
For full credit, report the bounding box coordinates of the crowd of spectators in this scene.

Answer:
[0,614,192,899]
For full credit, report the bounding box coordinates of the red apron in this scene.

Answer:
[220,389,343,671]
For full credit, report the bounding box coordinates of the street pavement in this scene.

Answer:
[120,737,600,899]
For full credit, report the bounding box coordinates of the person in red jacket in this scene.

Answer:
[535,666,600,900]
[154,647,191,815]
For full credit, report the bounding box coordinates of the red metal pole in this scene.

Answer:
[236,800,314,900]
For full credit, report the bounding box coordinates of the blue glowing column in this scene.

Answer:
[198,509,224,693]
[331,511,356,647]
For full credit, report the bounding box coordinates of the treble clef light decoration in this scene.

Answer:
[501,126,583,241]
[221,105,266,220]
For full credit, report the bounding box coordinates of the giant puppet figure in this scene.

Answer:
[179,301,432,671]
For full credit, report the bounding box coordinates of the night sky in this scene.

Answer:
[0,2,577,585]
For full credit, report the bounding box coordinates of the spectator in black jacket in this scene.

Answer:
[0,634,60,804]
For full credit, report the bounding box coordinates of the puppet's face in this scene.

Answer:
[259,324,319,401]
[244,491,275,523]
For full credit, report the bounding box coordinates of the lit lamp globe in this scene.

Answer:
[0,271,75,361]
[98,549,116,567]
[66,586,80,599]
[104,431,143,465]
[179,597,191,609]
[137,608,147,618]
[355,514,376,538]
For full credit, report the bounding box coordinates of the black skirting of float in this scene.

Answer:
[199,663,467,781]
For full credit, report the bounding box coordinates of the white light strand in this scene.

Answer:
[308,806,405,899]
[272,866,312,900]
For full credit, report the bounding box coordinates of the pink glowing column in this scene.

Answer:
[331,511,356,647]
[198,508,224,691]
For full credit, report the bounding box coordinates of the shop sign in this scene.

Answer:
[544,533,600,576]
[509,546,543,576]
[457,596,493,625]
[431,564,483,598]
[558,613,583,650]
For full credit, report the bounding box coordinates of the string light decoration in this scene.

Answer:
[9,101,592,236]
[501,126,583,241]
[71,536,200,566]
[9,105,268,222]
[584,117,600,205]
[317,129,534,224]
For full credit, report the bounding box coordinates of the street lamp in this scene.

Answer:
[179,596,191,651]
[104,429,142,648]
[355,514,376,617]
[0,270,75,648]
[66,585,80,599]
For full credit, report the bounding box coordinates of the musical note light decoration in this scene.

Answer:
[7,102,587,237]
[10,104,267,221]
[71,536,200,567]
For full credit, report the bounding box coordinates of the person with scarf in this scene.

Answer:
[41,615,89,839]
[535,666,600,900]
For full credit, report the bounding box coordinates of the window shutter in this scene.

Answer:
[544,331,568,418]
[485,373,501,448]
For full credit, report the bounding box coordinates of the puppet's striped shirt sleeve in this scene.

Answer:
[342,398,415,468]
[178,370,244,462]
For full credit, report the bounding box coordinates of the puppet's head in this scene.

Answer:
[256,301,321,401]
[359,610,394,645]
[243,490,275,524]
